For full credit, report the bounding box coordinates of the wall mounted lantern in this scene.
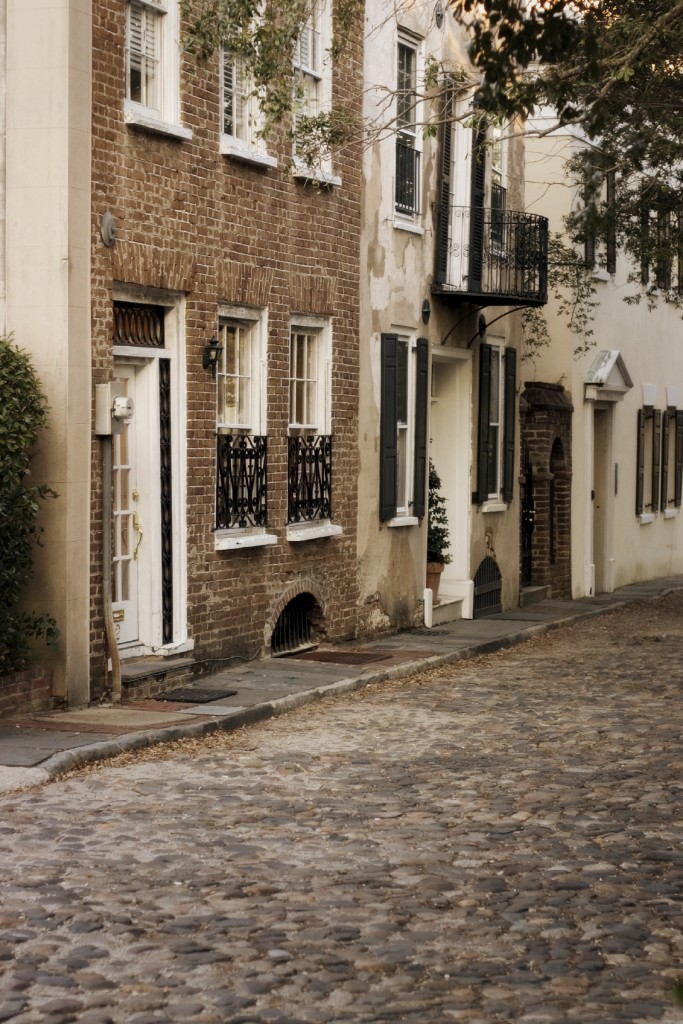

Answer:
[202,336,223,379]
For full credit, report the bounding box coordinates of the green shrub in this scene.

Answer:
[427,461,452,565]
[0,336,58,673]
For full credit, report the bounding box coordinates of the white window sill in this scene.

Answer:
[482,500,507,514]
[592,268,611,282]
[663,507,680,519]
[638,512,656,525]
[124,102,193,141]
[214,530,278,551]
[292,160,341,188]
[286,522,343,542]
[386,515,419,528]
[219,136,277,169]
[393,217,423,235]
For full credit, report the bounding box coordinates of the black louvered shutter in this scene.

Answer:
[636,409,645,515]
[412,338,429,519]
[651,408,662,512]
[380,333,399,521]
[469,118,487,294]
[675,410,683,507]
[474,342,492,503]
[605,169,617,274]
[435,89,453,285]
[661,410,670,510]
[503,347,517,503]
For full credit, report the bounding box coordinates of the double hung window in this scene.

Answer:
[220,40,276,166]
[636,403,661,518]
[215,309,269,538]
[292,0,335,180]
[395,34,421,219]
[125,0,188,137]
[474,342,516,506]
[379,334,429,521]
[288,319,334,528]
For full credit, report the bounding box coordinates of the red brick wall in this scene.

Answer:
[89,2,362,696]
[0,668,54,718]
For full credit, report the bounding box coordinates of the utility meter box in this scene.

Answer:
[95,382,135,436]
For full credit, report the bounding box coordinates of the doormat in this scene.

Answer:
[291,651,390,665]
[159,686,238,704]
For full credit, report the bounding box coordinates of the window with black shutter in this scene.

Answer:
[474,342,516,505]
[380,333,430,521]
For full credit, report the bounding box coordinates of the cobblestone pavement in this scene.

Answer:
[1,594,682,1024]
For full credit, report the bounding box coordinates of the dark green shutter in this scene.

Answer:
[474,342,492,504]
[675,410,683,507]
[469,118,487,294]
[652,408,662,512]
[380,333,399,521]
[435,89,453,285]
[605,169,617,274]
[412,338,429,519]
[503,347,517,503]
[636,408,645,515]
[661,410,670,510]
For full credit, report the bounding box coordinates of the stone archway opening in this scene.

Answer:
[270,591,324,656]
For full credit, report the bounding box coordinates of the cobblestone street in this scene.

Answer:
[1,594,682,1024]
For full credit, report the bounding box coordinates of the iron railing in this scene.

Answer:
[395,141,421,216]
[216,433,268,529]
[288,434,332,524]
[433,204,548,306]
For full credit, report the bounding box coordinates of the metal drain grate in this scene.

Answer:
[160,686,238,704]
[291,651,391,665]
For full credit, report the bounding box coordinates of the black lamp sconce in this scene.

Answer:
[435,1,444,28]
[202,336,223,379]
[422,299,431,325]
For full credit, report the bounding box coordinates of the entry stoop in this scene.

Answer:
[120,656,196,700]
[432,596,464,626]
[520,585,551,608]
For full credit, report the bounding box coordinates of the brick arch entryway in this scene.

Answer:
[520,382,573,598]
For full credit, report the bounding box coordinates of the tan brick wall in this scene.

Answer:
[89,2,362,695]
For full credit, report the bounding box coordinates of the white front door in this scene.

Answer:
[112,365,142,646]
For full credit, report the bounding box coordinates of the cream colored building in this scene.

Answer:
[357,0,548,633]
[524,120,683,597]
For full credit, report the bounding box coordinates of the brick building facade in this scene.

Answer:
[2,0,362,707]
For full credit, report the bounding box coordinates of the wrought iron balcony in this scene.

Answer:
[216,433,268,529]
[433,204,549,307]
[288,434,332,524]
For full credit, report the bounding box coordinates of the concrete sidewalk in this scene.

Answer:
[1,575,681,794]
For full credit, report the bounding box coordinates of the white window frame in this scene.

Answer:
[219,46,277,168]
[394,30,423,230]
[387,332,419,526]
[124,0,192,141]
[214,305,275,550]
[292,0,339,185]
[216,306,267,434]
[482,342,505,511]
[288,316,331,435]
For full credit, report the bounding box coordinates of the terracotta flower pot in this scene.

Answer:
[426,561,444,604]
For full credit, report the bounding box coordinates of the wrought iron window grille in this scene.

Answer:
[288,434,332,524]
[395,140,421,217]
[216,433,268,530]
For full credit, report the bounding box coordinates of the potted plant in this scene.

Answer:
[426,461,451,603]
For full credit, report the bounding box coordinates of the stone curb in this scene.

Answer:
[30,599,641,787]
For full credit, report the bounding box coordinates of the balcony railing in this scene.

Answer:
[433,204,549,307]
[216,433,268,530]
[288,434,332,524]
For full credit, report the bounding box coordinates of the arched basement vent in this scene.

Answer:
[271,593,319,656]
[473,556,502,618]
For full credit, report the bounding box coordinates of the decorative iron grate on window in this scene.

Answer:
[395,141,421,216]
[216,434,268,529]
[113,302,165,347]
[288,434,332,524]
